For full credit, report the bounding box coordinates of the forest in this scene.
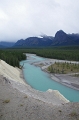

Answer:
[0,46,79,68]
[0,50,26,67]
[22,48,79,61]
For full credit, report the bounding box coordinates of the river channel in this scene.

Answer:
[20,54,79,102]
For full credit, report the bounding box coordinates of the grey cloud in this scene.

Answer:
[0,0,79,41]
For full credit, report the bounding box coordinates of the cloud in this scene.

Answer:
[0,0,79,41]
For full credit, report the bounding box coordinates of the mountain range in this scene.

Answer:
[14,30,79,48]
[0,30,79,48]
[0,41,15,48]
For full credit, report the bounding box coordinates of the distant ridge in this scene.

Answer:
[13,30,79,48]
[14,36,54,48]
[0,41,15,48]
[0,44,6,49]
[1,30,79,48]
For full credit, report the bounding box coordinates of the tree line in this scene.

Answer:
[48,62,79,74]
[14,46,79,61]
[0,50,26,67]
[0,46,79,68]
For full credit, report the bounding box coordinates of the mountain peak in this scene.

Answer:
[55,30,66,37]
[13,30,79,48]
[54,30,67,41]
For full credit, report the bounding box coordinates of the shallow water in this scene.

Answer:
[20,54,79,102]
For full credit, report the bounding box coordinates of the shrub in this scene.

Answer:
[3,99,10,103]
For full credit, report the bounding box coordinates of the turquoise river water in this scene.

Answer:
[20,54,79,102]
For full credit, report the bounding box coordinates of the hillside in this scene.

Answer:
[0,59,69,104]
[13,30,79,48]
[0,41,15,48]
[0,60,24,84]
[14,36,54,48]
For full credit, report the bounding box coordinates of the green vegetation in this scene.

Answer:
[3,99,10,103]
[47,62,79,74]
[24,95,28,98]
[0,50,26,67]
[20,104,23,106]
[9,46,79,61]
[0,46,79,68]
[58,110,62,112]
[69,111,78,117]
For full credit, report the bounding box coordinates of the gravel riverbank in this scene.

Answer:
[33,58,79,91]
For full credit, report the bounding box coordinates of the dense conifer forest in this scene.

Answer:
[22,48,79,61]
[0,46,79,68]
[13,46,79,61]
[0,50,26,67]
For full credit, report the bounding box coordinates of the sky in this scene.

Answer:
[0,0,79,41]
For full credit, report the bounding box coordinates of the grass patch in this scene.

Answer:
[3,99,10,103]
[58,110,62,112]
[20,104,23,106]
[24,95,28,98]
[47,62,79,74]
[69,111,78,117]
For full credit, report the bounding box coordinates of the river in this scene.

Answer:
[20,54,79,102]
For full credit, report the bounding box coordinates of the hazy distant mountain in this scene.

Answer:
[13,30,79,48]
[0,45,6,49]
[14,36,54,48]
[0,41,15,48]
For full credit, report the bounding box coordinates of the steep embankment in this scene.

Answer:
[0,60,79,120]
[0,59,68,104]
[0,60,25,84]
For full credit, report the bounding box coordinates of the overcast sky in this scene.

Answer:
[0,0,79,41]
